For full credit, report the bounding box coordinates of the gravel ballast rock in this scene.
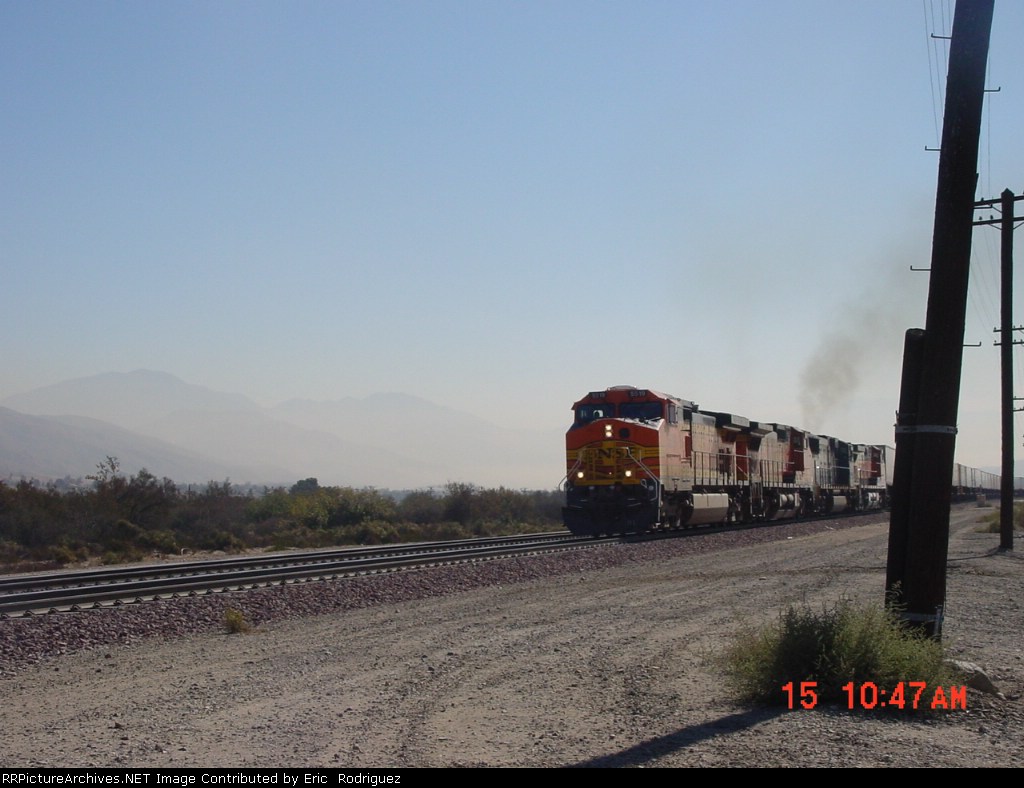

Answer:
[1,507,1021,768]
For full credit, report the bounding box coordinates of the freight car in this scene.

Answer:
[561,386,891,536]
[952,462,1000,499]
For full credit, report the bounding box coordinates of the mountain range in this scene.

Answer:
[0,370,562,490]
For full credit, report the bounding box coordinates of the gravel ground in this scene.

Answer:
[1,507,1021,768]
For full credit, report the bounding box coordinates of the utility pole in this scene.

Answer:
[977,188,1024,551]
[886,0,994,637]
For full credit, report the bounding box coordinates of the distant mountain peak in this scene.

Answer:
[0,369,562,488]
[1,369,261,429]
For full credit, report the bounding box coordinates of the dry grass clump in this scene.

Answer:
[722,600,962,713]
[224,607,252,634]
[979,502,1024,533]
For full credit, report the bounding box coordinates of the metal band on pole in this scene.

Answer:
[893,425,958,435]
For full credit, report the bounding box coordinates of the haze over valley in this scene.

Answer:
[1,370,560,490]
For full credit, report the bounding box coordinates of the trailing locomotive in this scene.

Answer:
[561,386,891,536]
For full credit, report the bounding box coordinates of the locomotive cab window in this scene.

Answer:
[575,405,613,425]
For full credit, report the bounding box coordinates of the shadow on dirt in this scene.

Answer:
[566,707,787,767]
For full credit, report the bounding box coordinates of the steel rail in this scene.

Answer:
[0,533,599,617]
[0,530,581,593]
[0,509,892,618]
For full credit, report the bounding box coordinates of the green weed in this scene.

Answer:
[721,600,961,713]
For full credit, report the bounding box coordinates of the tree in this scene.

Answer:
[290,478,320,495]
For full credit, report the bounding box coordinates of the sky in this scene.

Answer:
[2,1,1023,479]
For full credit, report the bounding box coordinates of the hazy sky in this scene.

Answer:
[3,1,1022,476]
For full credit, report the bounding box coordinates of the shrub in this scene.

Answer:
[50,544,85,566]
[224,607,252,634]
[721,599,961,712]
[979,503,1024,533]
[347,519,400,545]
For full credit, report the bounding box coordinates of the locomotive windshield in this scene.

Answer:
[574,401,664,425]
[620,402,664,421]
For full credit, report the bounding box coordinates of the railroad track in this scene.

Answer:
[0,531,598,617]
[0,509,891,618]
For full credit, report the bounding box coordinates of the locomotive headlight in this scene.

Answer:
[577,471,585,479]
[624,470,632,477]
[604,425,613,437]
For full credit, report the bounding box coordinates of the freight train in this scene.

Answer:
[561,386,999,536]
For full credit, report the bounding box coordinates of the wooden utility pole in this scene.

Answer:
[998,188,1016,552]
[886,329,926,602]
[887,0,994,637]
[978,188,1023,551]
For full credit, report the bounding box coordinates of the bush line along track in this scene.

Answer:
[0,511,886,618]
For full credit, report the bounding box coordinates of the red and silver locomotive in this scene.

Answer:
[562,386,889,536]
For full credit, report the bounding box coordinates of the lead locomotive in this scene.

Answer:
[562,386,889,536]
